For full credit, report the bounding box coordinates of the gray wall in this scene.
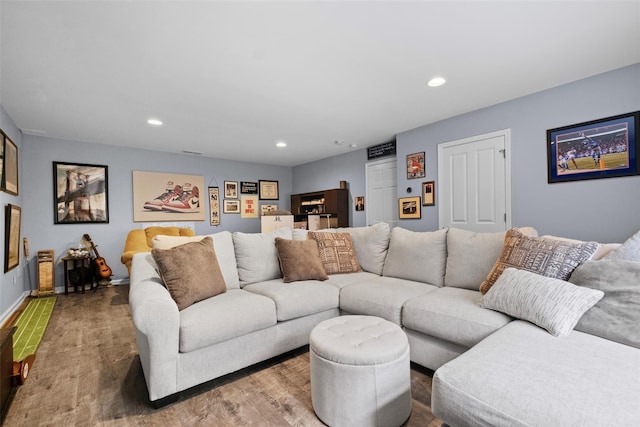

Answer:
[20,135,293,288]
[294,63,640,242]
[0,105,25,317]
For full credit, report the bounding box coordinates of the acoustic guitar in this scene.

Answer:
[83,234,113,279]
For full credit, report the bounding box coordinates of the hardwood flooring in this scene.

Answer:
[4,286,442,426]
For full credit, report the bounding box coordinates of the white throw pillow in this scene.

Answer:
[481,268,604,337]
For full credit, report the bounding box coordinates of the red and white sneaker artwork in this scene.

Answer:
[143,182,183,211]
[163,183,200,213]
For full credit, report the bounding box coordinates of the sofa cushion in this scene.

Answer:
[308,232,362,274]
[480,228,598,294]
[151,237,227,311]
[445,227,537,290]
[151,231,240,290]
[243,279,339,321]
[179,289,276,352]
[604,229,640,262]
[480,268,603,337]
[325,271,382,289]
[274,237,328,283]
[339,276,438,324]
[432,320,640,427]
[403,287,512,348]
[382,227,447,286]
[337,222,391,275]
[233,228,292,286]
[569,259,640,348]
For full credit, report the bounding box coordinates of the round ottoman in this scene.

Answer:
[309,315,411,427]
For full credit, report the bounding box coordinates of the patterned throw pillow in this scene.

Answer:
[274,237,328,283]
[479,228,598,294]
[481,268,604,337]
[151,236,226,310]
[308,232,362,275]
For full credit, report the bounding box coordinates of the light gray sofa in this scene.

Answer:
[128,223,640,425]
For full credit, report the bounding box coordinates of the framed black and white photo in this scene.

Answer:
[223,199,240,214]
[1,133,18,196]
[547,111,639,183]
[4,204,21,272]
[53,162,109,224]
[224,181,238,198]
[398,196,421,219]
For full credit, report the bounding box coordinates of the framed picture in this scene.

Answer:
[1,133,19,195]
[398,196,421,219]
[241,195,259,218]
[53,162,109,224]
[355,196,365,211]
[4,204,21,272]
[261,204,278,216]
[224,181,238,198]
[547,111,639,183]
[223,199,240,214]
[132,170,204,222]
[240,181,258,194]
[422,181,435,206]
[259,180,279,200]
[208,187,220,226]
[406,152,425,179]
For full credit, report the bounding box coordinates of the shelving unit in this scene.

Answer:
[290,188,349,229]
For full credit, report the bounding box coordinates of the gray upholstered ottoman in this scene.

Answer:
[309,315,411,427]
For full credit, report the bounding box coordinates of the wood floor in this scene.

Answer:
[4,286,442,426]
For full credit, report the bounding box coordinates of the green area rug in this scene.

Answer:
[13,297,57,361]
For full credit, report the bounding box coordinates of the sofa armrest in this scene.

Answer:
[129,252,180,401]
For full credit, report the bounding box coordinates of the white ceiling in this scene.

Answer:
[2,1,639,166]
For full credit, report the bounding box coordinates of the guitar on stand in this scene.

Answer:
[82,234,113,289]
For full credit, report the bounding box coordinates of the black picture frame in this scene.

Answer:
[259,180,279,200]
[1,132,19,196]
[4,204,21,272]
[547,111,639,183]
[398,196,421,219]
[53,162,109,224]
[422,181,435,206]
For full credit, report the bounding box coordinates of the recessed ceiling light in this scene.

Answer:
[427,77,447,87]
[276,141,287,148]
[349,143,358,149]
[334,140,344,146]
[147,118,163,126]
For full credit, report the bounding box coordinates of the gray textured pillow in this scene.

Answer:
[481,268,603,337]
[382,227,448,286]
[480,228,598,294]
[569,259,640,348]
[274,237,328,283]
[151,236,226,310]
[604,230,640,262]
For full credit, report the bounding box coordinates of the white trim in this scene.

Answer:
[0,291,31,326]
[437,129,512,230]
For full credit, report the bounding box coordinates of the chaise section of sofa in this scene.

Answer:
[432,320,640,426]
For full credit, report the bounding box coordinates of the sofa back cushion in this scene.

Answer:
[151,231,240,289]
[382,227,447,286]
[233,228,292,286]
[445,227,537,290]
[569,259,640,349]
[337,222,391,275]
[604,229,640,262]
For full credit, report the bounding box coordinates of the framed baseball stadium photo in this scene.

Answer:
[547,111,639,183]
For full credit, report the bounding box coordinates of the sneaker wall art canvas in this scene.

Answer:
[132,170,206,222]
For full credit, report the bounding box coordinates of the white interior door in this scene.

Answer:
[366,158,398,228]
[438,130,511,232]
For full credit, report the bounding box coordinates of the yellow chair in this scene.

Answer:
[121,226,195,275]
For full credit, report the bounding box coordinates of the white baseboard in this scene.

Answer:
[0,291,31,326]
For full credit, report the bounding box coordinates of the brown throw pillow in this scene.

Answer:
[151,236,226,310]
[308,232,362,275]
[479,228,598,294]
[274,237,328,283]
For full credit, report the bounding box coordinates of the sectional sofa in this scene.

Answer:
[128,223,640,425]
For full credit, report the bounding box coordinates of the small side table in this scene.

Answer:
[62,255,93,295]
